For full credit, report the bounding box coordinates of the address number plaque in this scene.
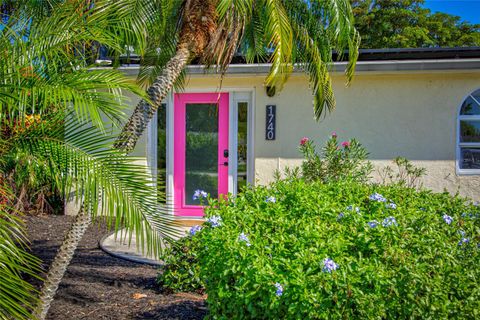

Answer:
[266,105,276,140]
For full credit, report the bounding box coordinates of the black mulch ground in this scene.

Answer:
[24,215,207,320]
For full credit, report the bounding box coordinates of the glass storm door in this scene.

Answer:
[173,93,229,216]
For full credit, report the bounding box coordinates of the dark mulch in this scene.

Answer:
[24,215,207,320]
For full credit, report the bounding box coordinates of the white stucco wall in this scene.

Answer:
[183,69,480,199]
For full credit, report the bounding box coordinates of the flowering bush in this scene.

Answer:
[191,179,479,319]
[157,234,205,293]
[299,133,373,183]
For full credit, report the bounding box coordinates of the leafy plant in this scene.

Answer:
[157,234,205,293]
[1,114,64,215]
[299,133,373,183]
[0,2,177,318]
[195,179,479,319]
[0,180,41,320]
[379,156,427,188]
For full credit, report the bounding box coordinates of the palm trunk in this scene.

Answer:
[34,207,91,320]
[114,43,190,153]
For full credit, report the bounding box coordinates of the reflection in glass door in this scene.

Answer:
[237,102,248,193]
[174,93,229,216]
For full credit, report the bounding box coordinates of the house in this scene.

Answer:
[78,47,480,221]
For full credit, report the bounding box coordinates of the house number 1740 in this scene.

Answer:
[266,105,276,140]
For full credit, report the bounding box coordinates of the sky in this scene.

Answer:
[423,0,480,24]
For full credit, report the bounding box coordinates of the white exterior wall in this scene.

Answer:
[183,70,480,200]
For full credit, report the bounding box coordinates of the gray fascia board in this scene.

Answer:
[108,58,480,77]
[185,59,480,75]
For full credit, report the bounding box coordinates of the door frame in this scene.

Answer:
[147,88,255,217]
[173,92,229,217]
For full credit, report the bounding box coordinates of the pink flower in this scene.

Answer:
[300,137,309,146]
[341,141,350,148]
[331,131,337,138]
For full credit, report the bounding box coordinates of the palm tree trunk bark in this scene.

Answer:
[114,43,190,153]
[34,207,91,320]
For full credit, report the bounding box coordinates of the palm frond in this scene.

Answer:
[0,184,41,320]
[262,0,294,90]
[15,116,179,258]
[136,0,183,88]
[314,0,360,83]
[280,0,359,119]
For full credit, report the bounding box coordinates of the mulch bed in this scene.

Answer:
[24,215,207,320]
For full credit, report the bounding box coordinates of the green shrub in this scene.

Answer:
[379,156,427,188]
[157,234,205,293]
[299,134,373,183]
[195,179,479,319]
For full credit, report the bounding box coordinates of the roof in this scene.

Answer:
[114,47,480,75]
[342,47,480,61]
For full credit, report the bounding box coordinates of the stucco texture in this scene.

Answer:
[183,70,480,199]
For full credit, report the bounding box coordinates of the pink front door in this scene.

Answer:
[173,93,229,216]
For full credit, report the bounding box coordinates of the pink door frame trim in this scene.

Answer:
[173,92,229,216]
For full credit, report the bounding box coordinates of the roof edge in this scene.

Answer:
[108,58,480,77]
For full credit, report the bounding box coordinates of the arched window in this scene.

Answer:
[458,88,480,173]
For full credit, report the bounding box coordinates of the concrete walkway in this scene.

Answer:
[100,226,190,266]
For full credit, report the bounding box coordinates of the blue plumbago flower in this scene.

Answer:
[346,205,360,213]
[386,202,397,209]
[192,189,208,200]
[239,232,251,246]
[337,213,345,220]
[461,212,476,219]
[443,214,453,225]
[458,238,470,246]
[265,196,276,203]
[322,258,339,273]
[420,207,426,211]
[189,225,202,236]
[274,283,283,296]
[368,220,379,228]
[458,230,466,237]
[207,215,222,227]
[382,216,398,227]
[369,193,387,202]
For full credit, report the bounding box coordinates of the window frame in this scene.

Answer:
[457,90,480,175]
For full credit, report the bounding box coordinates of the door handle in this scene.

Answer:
[219,162,228,166]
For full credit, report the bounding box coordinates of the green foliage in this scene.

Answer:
[138,0,359,120]
[0,182,41,320]
[379,156,427,188]
[0,2,178,317]
[1,114,64,215]
[197,179,479,319]
[157,235,205,293]
[351,0,480,48]
[299,134,373,183]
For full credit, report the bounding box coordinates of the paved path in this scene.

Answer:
[100,226,190,266]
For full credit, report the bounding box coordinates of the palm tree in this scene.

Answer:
[1,1,176,319]
[114,0,360,153]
